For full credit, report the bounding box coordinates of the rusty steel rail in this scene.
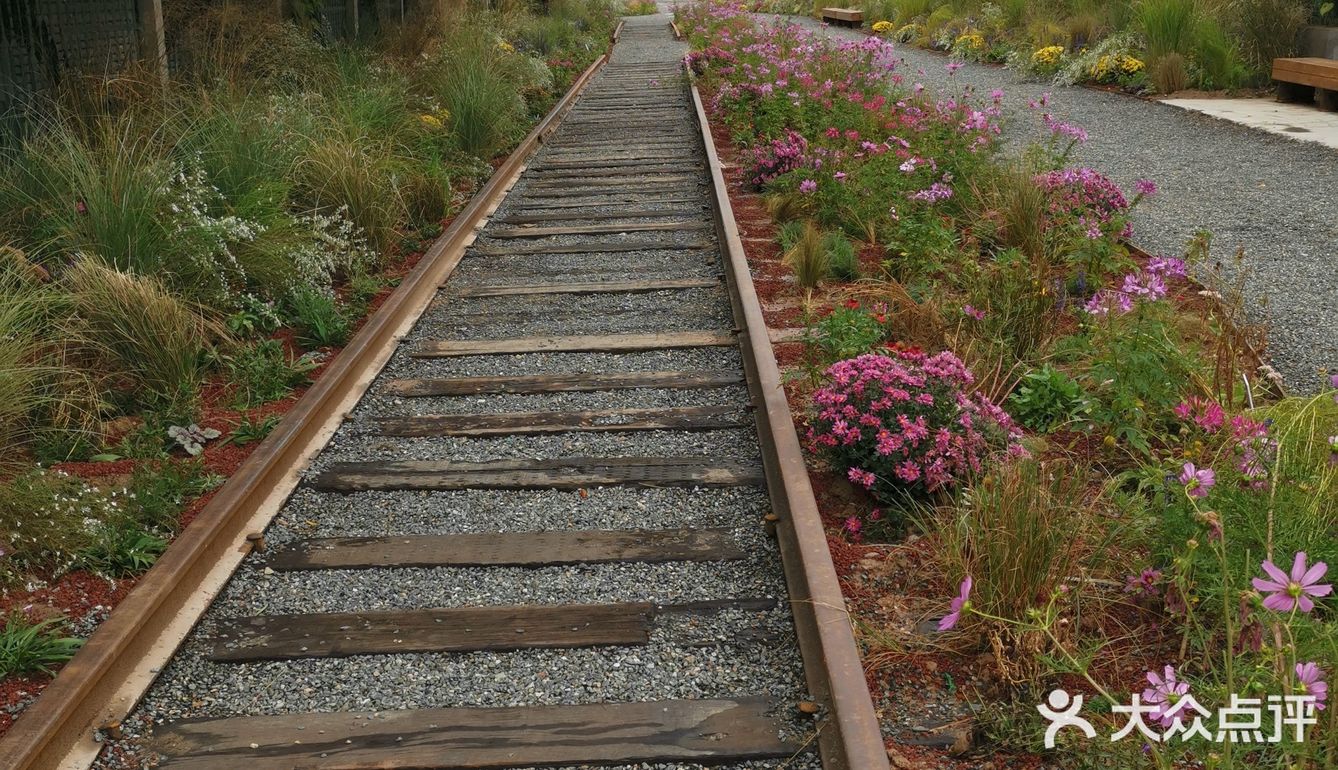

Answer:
[0,52,610,770]
[689,85,891,770]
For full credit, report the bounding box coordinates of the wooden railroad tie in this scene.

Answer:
[375,405,748,437]
[267,527,746,571]
[381,369,742,397]
[150,697,799,769]
[307,455,766,492]
[410,330,736,357]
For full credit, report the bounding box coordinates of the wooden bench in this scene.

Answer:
[820,7,863,27]
[1272,57,1338,110]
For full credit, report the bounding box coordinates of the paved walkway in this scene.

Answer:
[760,13,1338,393]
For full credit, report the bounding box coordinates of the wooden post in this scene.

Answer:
[350,0,360,39]
[137,0,167,82]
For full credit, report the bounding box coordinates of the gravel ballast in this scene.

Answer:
[93,15,822,770]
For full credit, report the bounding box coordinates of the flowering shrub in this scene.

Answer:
[807,350,1021,507]
[745,129,809,187]
[871,20,893,35]
[1036,167,1133,241]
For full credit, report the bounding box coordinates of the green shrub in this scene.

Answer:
[809,302,889,365]
[1136,0,1196,59]
[0,613,83,677]
[825,231,860,281]
[1192,17,1246,90]
[1007,364,1089,432]
[1232,0,1309,78]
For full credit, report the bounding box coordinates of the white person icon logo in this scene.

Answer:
[1037,689,1097,748]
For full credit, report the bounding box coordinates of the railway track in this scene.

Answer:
[2,16,886,770]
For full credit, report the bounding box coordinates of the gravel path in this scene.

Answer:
[760,12,1338,393]
[92,14,822,770]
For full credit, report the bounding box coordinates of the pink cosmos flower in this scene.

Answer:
[945,61,963,74]
[1296,662,1328,710]
[1252,552,1332,613]
[938,576,972,631]
[1179,462,1215,498]
[1143,665,1190,728]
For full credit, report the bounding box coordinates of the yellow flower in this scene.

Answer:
[872,20,893,34]
[1031,45,1064,67]
[496,40,515,53]
[1120,55,1144,74]
[955,32,985,52]
[419,114,443,129]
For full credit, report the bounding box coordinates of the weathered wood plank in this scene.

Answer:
[152,697,796,770]
[453,278,718,297]
[470,238,710,256]
[498,208,700,224]
[381,369,741,396]
[489,221,697,238]
[308,456,766,492]
[507,195,702,211]
[411,330,735,357]
[207,602,653,662]
[268,527,745,571]
[377,405,747,437]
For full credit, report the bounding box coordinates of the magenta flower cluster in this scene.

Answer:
[808,350,1021,500]
[1036,167,1133,240]
[1173,396,1225,433]
[746,129,810,186]
[1230,414,1276,488]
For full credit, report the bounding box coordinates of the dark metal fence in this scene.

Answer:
[0,0,143,129]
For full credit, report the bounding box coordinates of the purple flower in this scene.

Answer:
[799,179,817,194]
[1124,568,1163,598]
[945,61,963,74]
[1252,552,1332,613]
[1296,662,1328,710]
[1143,665,1190,728]
[1133,179,1158,197]
[962,304,985,320]
[1178,462,1215,498]
[938,576,972,631]
[1331,373,1338,404]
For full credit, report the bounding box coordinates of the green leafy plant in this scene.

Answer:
[230,413,281,446]
[0,613,84,677]
[77,527,168,578]
[225,339,320,409]
[286,286,351,348]
[1008,364,1089,432]
[809,302,889,365]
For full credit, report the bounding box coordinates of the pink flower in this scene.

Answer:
[843,516,862,538]
[945,61,963,74]
[1172,397,1224,433]
[1296,662,1328,710]
[846,467,876,489]
[1252,552,1332,613]
[1179,462,1215,498]
[938,576,972,631]
[1143,665,1190,728]
[1133,179,1158,197]
[799,179,817,194]
[962,305,985,321]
